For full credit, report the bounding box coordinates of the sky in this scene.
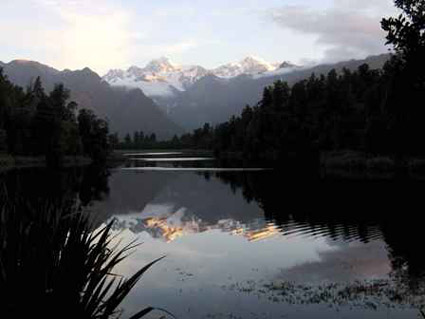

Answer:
[0,0,398,75]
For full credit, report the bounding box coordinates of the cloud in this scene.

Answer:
[270,0,398,62]
[0,0,207,73]
[54,11,133,73]
[39,0,137,73]
[0,0,138,74]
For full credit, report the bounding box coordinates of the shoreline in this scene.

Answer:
[4,150,425,180]
[0,154,92,171]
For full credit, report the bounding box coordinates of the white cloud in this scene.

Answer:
[40,0,137,73]
[53,10,133,73]
[1,0,399,72]
[271,0,398,62]
[0,0,139,74]
[0,0,206,73]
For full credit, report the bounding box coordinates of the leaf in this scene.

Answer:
[128,307,154,319]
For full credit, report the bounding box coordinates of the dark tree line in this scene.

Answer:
[155,62,415,160]
[115,131,160,149]
[151,0,425,163]
[0,72,111,165]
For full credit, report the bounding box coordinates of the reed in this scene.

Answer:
[0,196,165,319]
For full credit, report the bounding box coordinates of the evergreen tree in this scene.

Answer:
[381,0,425,155]
[77,109,110,162]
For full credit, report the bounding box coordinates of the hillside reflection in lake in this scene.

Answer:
[1,156,425,319]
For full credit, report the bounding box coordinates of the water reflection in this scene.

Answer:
[130,157,215,162]
[108,168,425,318]
[121,167,268,172]
[123,152,184,156]
[0,165,110,210]
[0,167,161,319]
[113,213,280,244]
[1,160,425,318]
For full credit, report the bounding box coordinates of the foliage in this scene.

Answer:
[0,73,111,165]
[380,0,425,156]
[381,0,425,60]
[117,131,159,150]
[0,197,164,319]
[78,109,111,162]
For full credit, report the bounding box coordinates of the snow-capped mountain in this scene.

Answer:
[103,56,295,98]
[103,57,209,97]
[212,56,278,78]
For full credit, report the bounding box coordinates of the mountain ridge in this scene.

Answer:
[103,56,296,99]
[0,59,182,139]
[1,54,391,135]
[166,54,391,130]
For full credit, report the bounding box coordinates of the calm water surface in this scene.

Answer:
[1,151,425,319]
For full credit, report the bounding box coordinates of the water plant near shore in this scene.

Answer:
[0,197,165,319]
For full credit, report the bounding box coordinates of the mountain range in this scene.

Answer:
[0,54,390,136]
[103,56,296,99]
[104,54,389,130]
[0,60,181,139]
[173,54,390,130]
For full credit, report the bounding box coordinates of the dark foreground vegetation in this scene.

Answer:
[0,187,165,319]
[0,74,111,167]
[122,0,425,173]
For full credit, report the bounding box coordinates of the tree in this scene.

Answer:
[0,73,110,164]
[109,132,119,150]
[133,131,140,148]
[381,0,425,90]
[124,133,132,146]
[272,80,290,109]
[381,0,425,62]
[78,109,110,162]
[381,0,425,155]
[149,133,156,143]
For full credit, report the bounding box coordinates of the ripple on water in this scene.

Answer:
[129,157,215,162]
[119,167,269,172]
[123,152,184,156]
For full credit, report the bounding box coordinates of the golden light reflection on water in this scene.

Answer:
[144,217,191,242]
[244,224,280,242]
[140,216,280,243]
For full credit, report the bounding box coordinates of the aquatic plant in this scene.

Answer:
[0,197,165,319]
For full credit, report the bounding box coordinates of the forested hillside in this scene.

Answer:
[0,71,110,166]
[1,60,182,139]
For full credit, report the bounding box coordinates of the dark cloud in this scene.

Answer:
[271,0,397,62]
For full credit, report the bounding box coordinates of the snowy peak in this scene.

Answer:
[212,56,277,78]
[144,57,178,73]
[240,56,275,71]
[103,57,210,97]
[102,56,297,98]
[103,69,126,82]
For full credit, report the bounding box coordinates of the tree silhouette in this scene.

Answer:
[0,72,110,165]
[381,0,425,156]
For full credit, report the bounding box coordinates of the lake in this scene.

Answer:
[1,151,425,319]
